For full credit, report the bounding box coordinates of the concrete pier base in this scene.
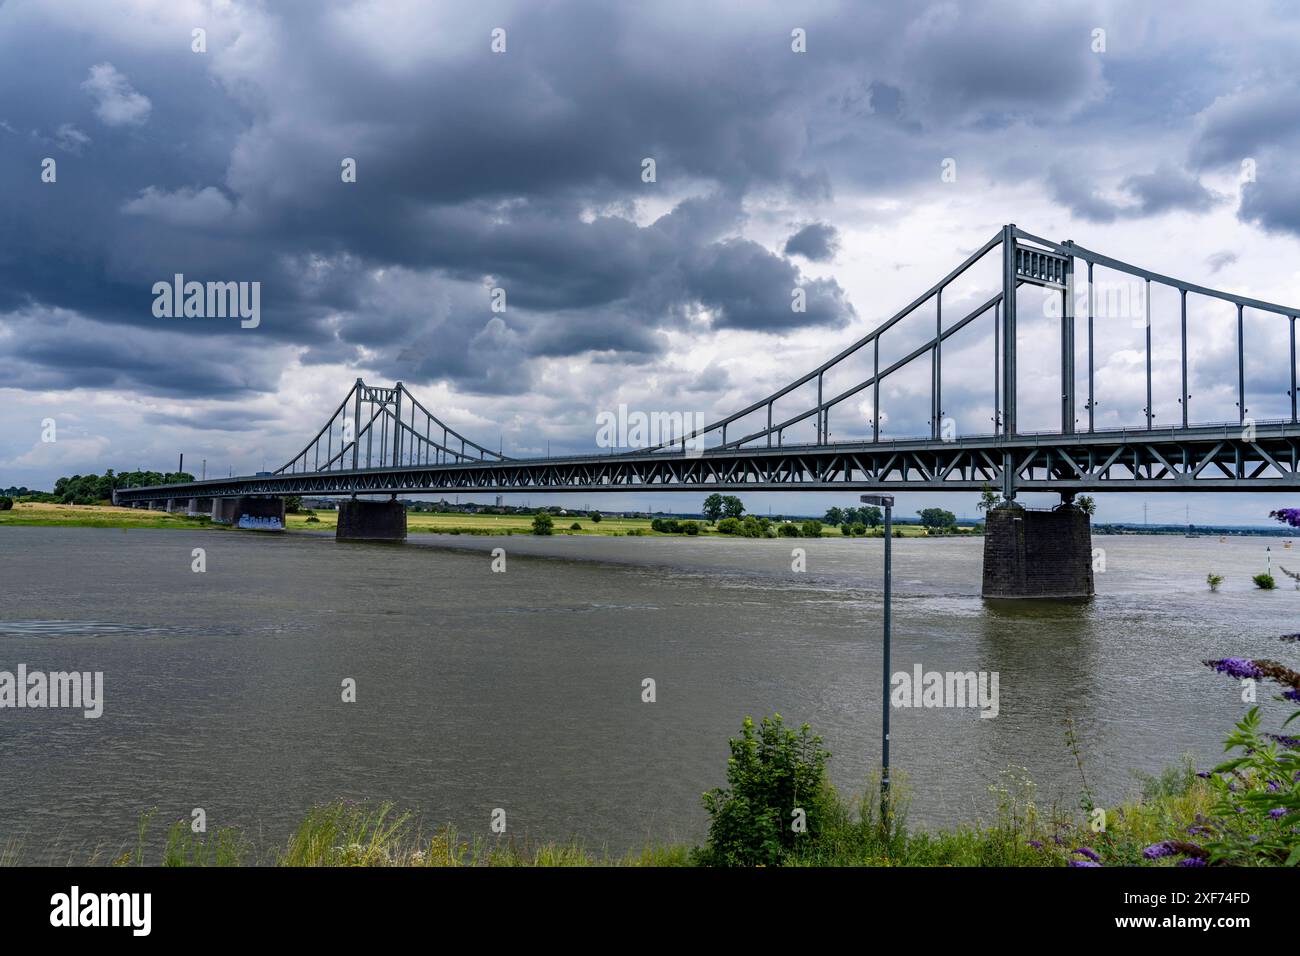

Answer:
[211,496,285,530]
[336,499,407,541]
[187,497,212,516]
[981,505,1094,599]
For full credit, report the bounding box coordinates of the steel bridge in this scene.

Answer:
[115,225,1300,506]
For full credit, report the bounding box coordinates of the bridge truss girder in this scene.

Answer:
[113,425,1300,502]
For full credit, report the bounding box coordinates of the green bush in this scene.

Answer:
[1206,573,1223,592]
[851,523,867,536]
[777,522,801,537]
[698,714,837,867]
[305,515,321,524]
[0,496,12,511]
[681,520,700,536]
[1254,573,1277,590]
[531,513,554,535]
[716,517,742,535]
[800,519,823,538]
[840,523,852,536]
[569,522,582,531]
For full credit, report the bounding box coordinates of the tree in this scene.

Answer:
[702,493,724,523]
[917,507,956,533]
[0,496,12,511]
[860,505,882,527]
[1076,495,1096,515]
[722,495,745,519]
[977,484,1002,512]
[531,513,554,535]
[823,506,844,526]
[589,511,602,523]
[699,715,836,867]
[284,495,303,514]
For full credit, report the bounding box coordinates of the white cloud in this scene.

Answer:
[81,62,151,127]
[121,185,236,227]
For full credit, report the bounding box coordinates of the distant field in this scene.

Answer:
[0,501,952,537]
[0,501,210,529]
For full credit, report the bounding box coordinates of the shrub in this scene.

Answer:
[698,715,837,867]
[851,523,867,536]
[305,515,321,524]
[0,496,12,511]
[569,522,582,531]
[650,518,665,532]
[716,517,742,535]
[840,523,852,536]
[531,513,554,535]
[1199,655,1300,866]
[589,512,602,523]
[1254,573,1277,590]
[777,522,801,537]
[681,520,700,536]
[1206,573,1223,592]
[800,519,823,538]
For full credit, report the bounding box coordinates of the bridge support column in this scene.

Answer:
[336,498,407,542]
[211,496,284,530]
[982,504,1094,599]
[187,497,212,516]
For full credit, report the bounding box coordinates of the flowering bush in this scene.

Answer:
[1196,652,1300,866]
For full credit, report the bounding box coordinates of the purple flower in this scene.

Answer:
[1203,658,1264,679]
[1196,771,1211,779]
[1187,825,1211,836]
[1027,840,1043,849]
[1269,808,1287,820]
[1268,734,1300,749]
[1285,689,1300,703]
[1143,842,1176,859]
[1177,858,1207,867]
[1072,847,1101,862]
[1068,860,1101,867]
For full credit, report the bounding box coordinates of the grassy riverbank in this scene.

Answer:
[44,761,1212,867]
[0,502,948,537]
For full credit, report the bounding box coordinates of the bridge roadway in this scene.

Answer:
[113,419,1300,505]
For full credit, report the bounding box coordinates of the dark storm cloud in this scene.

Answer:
[1121,165,1221,216]
[1189,82,1300,239]
[0,0,1293,413]
[784,222,840,261]
[1048,163,1220,223]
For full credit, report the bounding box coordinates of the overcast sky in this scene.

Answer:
[3,0,1300,524]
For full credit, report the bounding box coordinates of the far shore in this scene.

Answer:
[0,501,954,537]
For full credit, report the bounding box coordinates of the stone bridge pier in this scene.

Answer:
[336,496,407,541]
[981,500,1094,599]
[210,496,286,531]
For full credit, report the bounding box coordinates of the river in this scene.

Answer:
[0,526,1294,862]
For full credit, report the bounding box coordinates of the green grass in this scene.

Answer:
[58,761,1213,867]
[0,501,215,530]
[3,502,965,538]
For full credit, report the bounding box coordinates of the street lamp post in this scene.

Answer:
[861,493,894,830]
